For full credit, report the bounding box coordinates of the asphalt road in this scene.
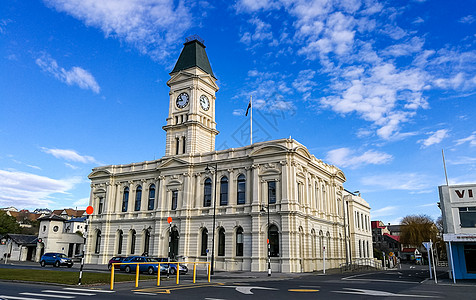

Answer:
[0,264,475,299]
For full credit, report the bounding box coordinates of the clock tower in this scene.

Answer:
[163,37,219,156]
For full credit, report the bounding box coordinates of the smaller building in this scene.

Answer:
[371,221,402,258]
[36,215,85,261]
[439,184,476,280]
[0,234,38,262]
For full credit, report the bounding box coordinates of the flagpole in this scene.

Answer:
[442,149,449,186]
[250,95,253,145]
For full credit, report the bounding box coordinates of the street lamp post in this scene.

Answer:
[205,164,218,275]
[260,203,271,277]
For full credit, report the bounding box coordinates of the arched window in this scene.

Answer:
[135,186,142,211]
[220,177,228,206]
[201,228,208,256]
[269,225,279,257]
[122,187,129,212]
[326,232,331,258]
[130,230,136,255]
[143,230,150,255]
[95,230,101,254]
[319,230,324,257]
[117,230,123,255]
[236,227,244,256]
[237,174,246,205]
[204,178,212,207]
[148,184,156,210]
[218,227,225,256]
[268,181,276,204]
[311,229,316,258]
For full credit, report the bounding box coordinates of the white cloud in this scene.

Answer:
[43,0,191,61]
[418,129,449,148]
[361,172,431,191]
[292,69,317,94]
[325,147,393,169]
[233,109,245,116]
[36,54,100,93]
[73,197,90,209]
[41,147,99,164]
[0,169,80,209]
[240,17,274,46]
[455,131,476,147]
[459,15,475,24]
[371,206,399,218]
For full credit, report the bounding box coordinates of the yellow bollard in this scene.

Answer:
[110,264,115,290]
[208,263,211,282]
[157,263,161,286]
[135,263,139,287]
[176,263,180,284]
[193,263,196,283]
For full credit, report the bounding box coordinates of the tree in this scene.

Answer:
[400,214,438,247]
[0,211,21,235]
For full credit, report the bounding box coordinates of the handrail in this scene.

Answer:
[110,261,211,290]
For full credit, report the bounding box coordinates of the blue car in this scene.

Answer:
[119,256,163,275]
[40,252,73,268]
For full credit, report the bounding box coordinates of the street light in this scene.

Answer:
[205,163,218,275]
[260,203,271,277]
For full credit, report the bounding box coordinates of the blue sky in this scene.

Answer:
[1,0,475,224]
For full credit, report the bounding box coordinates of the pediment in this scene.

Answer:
[294,146,312,160]
[88,169,111,179]
[249,144,289,157]
[158,157,189,169]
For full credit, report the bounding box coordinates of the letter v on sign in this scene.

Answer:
[455,190,465,198]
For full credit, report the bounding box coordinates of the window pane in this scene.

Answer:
[460,210,476,227]
[268,181,276,204]
[269,225,279,257]
[204,178,212,207]
[135,186,142,211]
[237,175,246,205]
[122,188,129,212]
[220,177,228,206]
[148,185,155,210]
[236,228,243,257]
[171,191,178,210]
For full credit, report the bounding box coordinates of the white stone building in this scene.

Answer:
[84,37,372,272]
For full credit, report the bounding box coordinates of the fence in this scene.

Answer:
[110,261,211,290]
[340,258,382,272]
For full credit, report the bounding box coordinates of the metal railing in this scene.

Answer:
[340,258,382,272]
[110,261,211,290]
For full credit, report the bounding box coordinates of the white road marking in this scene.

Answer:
[62,288,114,293]
[0,296,45,300]
[43,290,95,296]
[342,273,419,284]
[20,293,74,299]
[134,292,158,296]
[332,288,440,298]
[219,286,278,295]
[204,298,227,300]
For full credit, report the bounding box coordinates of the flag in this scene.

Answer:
[245,100,251,116]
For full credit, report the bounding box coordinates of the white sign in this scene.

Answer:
[422,242,432,250]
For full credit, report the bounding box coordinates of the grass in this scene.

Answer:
[0,268,138,285]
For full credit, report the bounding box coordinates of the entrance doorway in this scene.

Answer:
[464,244,476,273]
[169,227,179,260]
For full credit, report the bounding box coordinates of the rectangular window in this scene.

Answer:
[459,207,476,228]
[236,232,243,256]
[464,245,476,273]
[98,197,103,214]
[268,181,276,204]
[171,190,178,210]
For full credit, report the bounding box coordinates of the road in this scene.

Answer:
[0,264,475,299]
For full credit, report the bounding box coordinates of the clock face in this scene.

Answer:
[200,95,210,111]
[176,92,189,109]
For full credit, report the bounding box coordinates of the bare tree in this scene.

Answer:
[400,214,438,247]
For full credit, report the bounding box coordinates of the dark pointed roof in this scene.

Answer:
[171,38,215,79]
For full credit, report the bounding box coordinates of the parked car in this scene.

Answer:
[155,257,188,275]
[40,253,73,268]
[108,256,127,270]
[119,256,163,275]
